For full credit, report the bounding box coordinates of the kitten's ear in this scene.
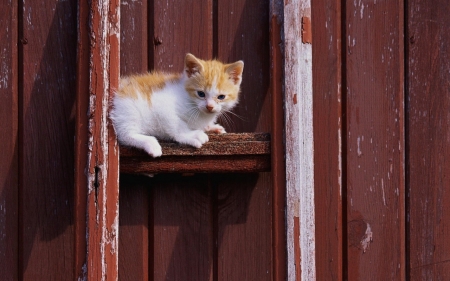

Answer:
[225,61,244,85]
[185,53,204,77]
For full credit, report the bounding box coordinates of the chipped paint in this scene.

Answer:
[361,223,373,253]
[284,0,315,280]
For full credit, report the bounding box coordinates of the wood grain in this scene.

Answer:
[216,1,273,280]
[149,1,215,280]
[0,0,18,279]
[312,0,344,279]
[407,1,450,279]
[85,0,120,279]
[345,1,405,279]
[118,1,150,279]
[20,0,77,279]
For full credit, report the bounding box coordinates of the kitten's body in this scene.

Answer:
[110,54,244,157]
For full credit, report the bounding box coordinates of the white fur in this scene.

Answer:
[110,74,237,157]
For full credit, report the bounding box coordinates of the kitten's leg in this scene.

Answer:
[121,133,162,157]
[205,123,226,134]
[174,129,209,148]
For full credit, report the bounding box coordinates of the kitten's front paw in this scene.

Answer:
[143,140,162,157]
[205,124,226,134]
[177,130,209,148]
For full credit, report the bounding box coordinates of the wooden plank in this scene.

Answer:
[407,1,450,279]
[149,1,214,279]
[85,0,120,279]
[120,133,271,174]
[0,0,18,279]
[20,0,77,279]
[311,0,344,279]
[75,0,90,278]
[217,173,272,281]
[152,175,213,281]
[270,3,287,280]
[284,0,316,280]
[216,1,273,280]
[118,1,150,280]
[118,175,150,281]
[345,0,405,279]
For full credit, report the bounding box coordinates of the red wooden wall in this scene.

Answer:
[313,0,450,280]
[1,0,450,280]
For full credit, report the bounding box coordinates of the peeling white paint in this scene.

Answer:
[361,223,373,253]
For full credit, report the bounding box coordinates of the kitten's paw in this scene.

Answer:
[176,130,209,148]
[195,131,209,144]
[205,124,226,134]
[143,140,162,157]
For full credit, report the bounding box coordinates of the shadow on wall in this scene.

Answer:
[0,0,78,278]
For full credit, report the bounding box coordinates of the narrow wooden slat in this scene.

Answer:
[270,5,287,280]
[312,0,344,279]
[345,0,405,279]
[216,1,273,280]
[85,0,120,279]
[284,0,315,280]
[118,0,150,280]
[150,1,214,280]
[0,0,18,279]
[20,0,77,279]
[407,1,450,279]
[75,0,90,278]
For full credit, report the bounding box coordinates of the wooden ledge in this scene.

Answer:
[120,133,271,174]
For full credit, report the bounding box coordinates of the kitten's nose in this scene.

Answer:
[206,105,214,112]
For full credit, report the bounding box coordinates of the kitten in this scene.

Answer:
[110,53,244,157]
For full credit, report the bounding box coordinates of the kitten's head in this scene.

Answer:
[184,53,244,115]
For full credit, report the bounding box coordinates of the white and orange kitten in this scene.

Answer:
[110,53,244,157]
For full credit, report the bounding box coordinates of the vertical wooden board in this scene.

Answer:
[217,0,271,133]
[407,1,450,280]
[312,0,343,279]
[217,173,272,281]
[119,176,150,281]
[152,175,213,281]
[216,1,272,280]
[149,1,214,280]
[345,1,405,280]
[151,0,213,71]
[20,0,77,279]
[0,0,18,279]
[119,1,150,280]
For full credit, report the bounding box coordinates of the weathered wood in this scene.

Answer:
[118,0,150,279]
[84,0,120,280]
[0,0,18,279]
[407,1,450,280]
[20,0,77,279]
[284,0,316,280]
[312,0,344,279]
[216,1,273,279]
[345,0,405,279]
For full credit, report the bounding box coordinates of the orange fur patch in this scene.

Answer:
[117,72,181,102]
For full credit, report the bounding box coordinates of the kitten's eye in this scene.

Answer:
[217,95,226,100]
[197,91,206,98]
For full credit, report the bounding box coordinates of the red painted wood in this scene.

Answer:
[85,0,120,279]
[216,1,272,280]
[20,0,77,279]
[118,1,150,280]
[270,12,287,281]
[345,1,405,280]
[0,0,18,279]
[312,0,344,279]
[75,0,90,278]
[149,1,214,280]
[407,1,450,279]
